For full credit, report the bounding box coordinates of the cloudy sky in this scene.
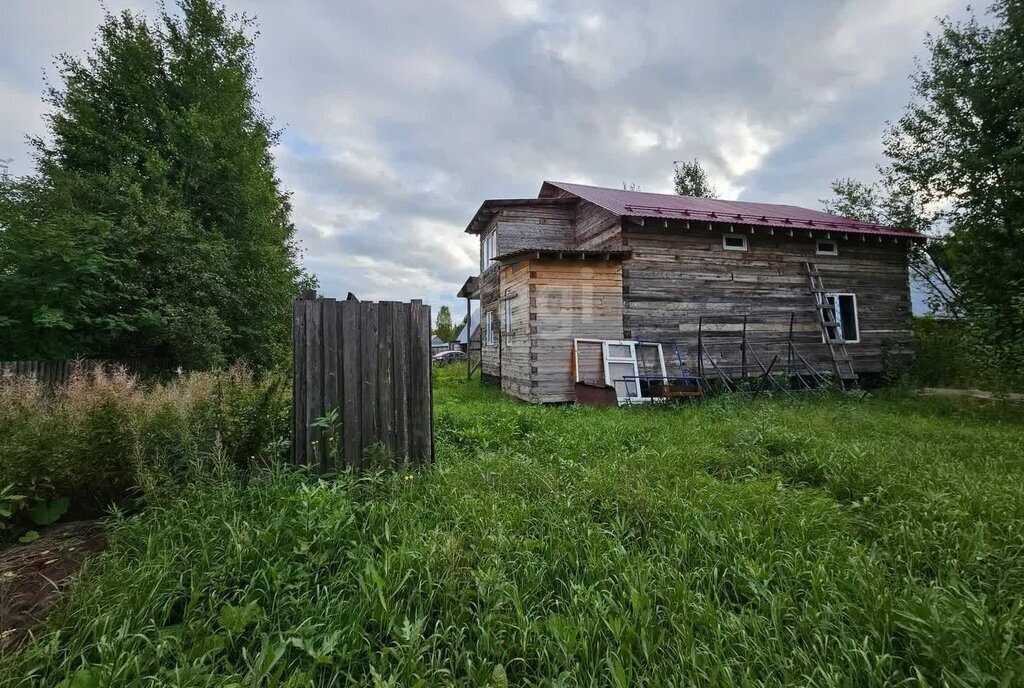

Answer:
[1,0,969,321]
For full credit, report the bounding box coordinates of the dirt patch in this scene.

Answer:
[0,521,106,652]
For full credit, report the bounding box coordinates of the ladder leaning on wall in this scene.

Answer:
[805,262,858,389]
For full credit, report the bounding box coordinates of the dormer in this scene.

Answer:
[464,198,577,273]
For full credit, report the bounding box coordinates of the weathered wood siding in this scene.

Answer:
[574,201,622,249]
[478,204,577,385]
[499,262,532,399]
[529,259,624,402]
[483,204,575,260]
[478,258,502,384]
[621,226,914,376]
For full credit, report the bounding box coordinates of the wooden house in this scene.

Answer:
[457,181,923,403]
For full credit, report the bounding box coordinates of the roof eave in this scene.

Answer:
[621,214,924,242]
[494,248,633,264]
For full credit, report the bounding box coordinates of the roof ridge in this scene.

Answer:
[540,180,921,238]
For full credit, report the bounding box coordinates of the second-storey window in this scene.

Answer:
[824,293,860,343]
[481,230,497,271]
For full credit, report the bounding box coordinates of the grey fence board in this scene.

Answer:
[409,301,431,462]
[293,293,432,470]
[376,302,395,458]
[393,303,409,461]
[292,298,307,470]
[340,299,362,468]
[358,302,378,468]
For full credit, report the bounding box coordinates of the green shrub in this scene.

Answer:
[907,316,971,387]
[0,364,289,523]
[908,315,1024,391]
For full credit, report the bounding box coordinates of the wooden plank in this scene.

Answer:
[292,298,306,465]
[408,302,425,463]
[376,301,395,462]
[392,302,410,464]
[358,302,378,468]
[321,298,340,473]
[426,304,435,461]
[304,299,323,469]
[340,299,362,468]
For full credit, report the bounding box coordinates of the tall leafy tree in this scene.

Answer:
[820,178,961,316]
[673,158,716,198]
[881,0,1024,368]
[434,306,455,342]
[0,0,312,368]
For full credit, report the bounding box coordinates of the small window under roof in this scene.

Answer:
[816,239,838,256]
[723,233,748,251]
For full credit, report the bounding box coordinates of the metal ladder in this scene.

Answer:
[805,262,858,388]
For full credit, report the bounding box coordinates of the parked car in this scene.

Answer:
[432,350,468,366]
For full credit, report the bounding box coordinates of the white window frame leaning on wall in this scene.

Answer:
[599,340,667,405]
[504,292,513,335]
[485,311,495,346]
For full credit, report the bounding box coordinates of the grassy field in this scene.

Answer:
[3,368,1024,686]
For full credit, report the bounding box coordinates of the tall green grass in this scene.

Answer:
[0,364,289,519]
[3,367,1023,686]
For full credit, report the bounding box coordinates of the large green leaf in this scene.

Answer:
[31,497,69,526]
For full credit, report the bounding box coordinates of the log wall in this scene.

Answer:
[499,262,532,399]
[528,259,625,402]
[621,225,914,376]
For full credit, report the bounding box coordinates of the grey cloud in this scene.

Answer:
[2,0,968,321]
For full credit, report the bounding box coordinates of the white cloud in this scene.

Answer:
[716,117,780,178]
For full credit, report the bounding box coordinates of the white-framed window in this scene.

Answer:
[600,340,667,405]
[722,233,748,251]
[823,293,860,343]
[485,310,495,346]
[481,229,498,271]
[816,239,839,256]
[504,292,513,335]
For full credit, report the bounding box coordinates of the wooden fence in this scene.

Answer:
[0,358,169,386]
[292,293,433,471]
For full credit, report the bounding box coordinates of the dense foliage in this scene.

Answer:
[824,0,1024,387]
[820,178,961,318]
[0,0,311,369]
[0,364,289,529]
[885,0,1024,323]
[3,368,1023,685]
[673,158,716,198]
[904,316,974,388]
[434,306,455,343]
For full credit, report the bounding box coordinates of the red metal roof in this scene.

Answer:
[539,181,923,240]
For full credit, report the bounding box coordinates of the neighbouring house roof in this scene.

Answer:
[494,249,632,264]
[430,336,447,348]
[539,181,924,240]
[453,308,480,345]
